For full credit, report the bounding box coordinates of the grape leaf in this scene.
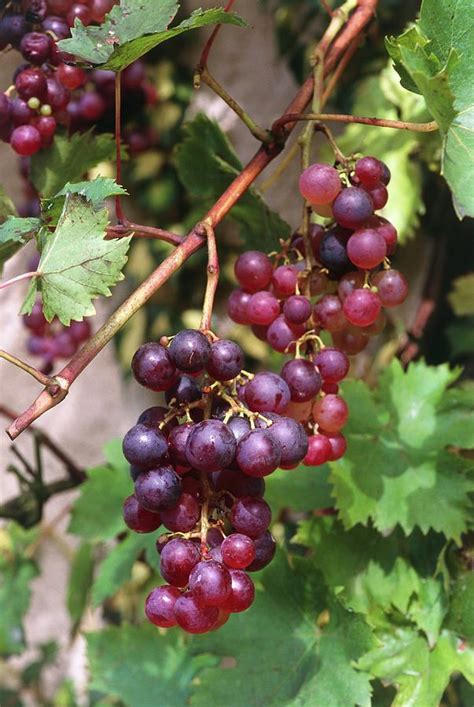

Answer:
[58,3,246,71]
[386,0,474,218]
[0,217,41,271]
[448,273,474,316]
[357,628,474,707]
[91,532,158,606]
[331,361,474,540]
[43,178,127,224]
[87,624,217,707]
[30,131,116,197]
[68,446,131,542]
[67,541,94,627]
[20,195,131,325]
[175,114,290,250]
[190,552,374,707]
[265,464,333,514]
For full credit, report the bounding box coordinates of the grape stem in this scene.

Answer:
[273,112,439,135]
[6,0,379,440]
[197,0,238,71]
[0,349,55,387]
[0,270,38,290]
[199,221,220,333]
[106,223,183,246]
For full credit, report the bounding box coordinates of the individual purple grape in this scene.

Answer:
[280,359,322,403]
[221,534,255,569]
[236,429,281,477]
[137,406,177,435]
[122,424,168,469]
[212,469,265,498]
[206,339,244,381]
[283,295,311,325]
[244,372,291,414]
[372,269,408,307]
[234,251,273,293]
[145,585,180,628]
[0,14,29,49]
[266,315,304,353]
[354,156,383,188]
[185,419,237,472]
[123,494,161,533]
[160,538,200,587]
[0,94,11,127]
[318,228,352,275]
[380,162,391,185]
[227,289,251,324]
[20,32,51,64]
[332,329,369,355]
[313,294,347,332]
[78,91,106,122]
[134,466,181,512]
[247,291,280,326]
[220,570,255,612]
[259,413,308,467]
[343,289,382,327]
[312,394,349,432]
[174,592,219,633]
[132,343,177,391]
[15,68,48,101]
[161,493,200,533]
[246,531,276,572]
[23,300,47,334]
[347,228,387,270]
[67,2,92,26]
[337,271,366,302]
[271,265,298,297]
[169,329,211,373]
[52,331,76,357]
[332,187,374,229]
[365,182,388,210]
[231,496,271,538]
[46,77,70,110]
[129,466,142,481]
[227,416,252,443]
[314,348,349,383]
[168,424,193,467]
[10,98,35,127]
[10,125,41,156]
[299,163,342,205]
[165,375,201,405]
[69,320,91,343]
[188,560,232,607]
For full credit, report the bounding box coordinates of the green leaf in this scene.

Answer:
[30,132,116,197]
[358,628,474,707]
[190,552,374,707]
[58,2,246,71]
[386,0,474,217]
[330,360,474,540]
[445,573,474,642]
[69,446,131,542]
[448,273,474,316]
[265,464,333,514]
[67,541,94,626]
[87,624,216,707]
[175,114,290,250]
[20,195,131,325]
[91,533,157,606]
[0,524,39,656]
[43,177,127,224]
[0,216,41,270]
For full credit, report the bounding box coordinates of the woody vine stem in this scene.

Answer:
[3,0,438,441]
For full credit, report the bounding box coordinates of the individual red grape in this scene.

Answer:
[220,570,255,612]
[303,434,332,465]
[67,3,92,25]
[145,585,180,628]
[174,592,219,633]
[20,32,52,64]
[132,342,177,391]
[325,432,347,461]
[79,91,106,121]
[47,0,73,14]
[266,315,303,353]
[123,494,161,533]
[372,269,408,307]
[161,493,200,533]
[247,291,280,326]
[57,63,86,90]
[32,115,56,143]
[10,125,42,156]
[221,534,255,569]
[283,295,311,325]
[244,372,290,414]
[332,187,373,229]
[298,163,342,205]
[160,538,200,587]
[280,359,322,403]
[231,496,271,538]
[347,228,387,270]
[234,251,273,292]
[313,294,347,332]
[15,68,48,101]
[338,271,365,302]
[365,182,388,210]
[374,217,398,255]
[354,156,383,188]
[134,466,181,512]
[260,413,308,467]
[185,419,237,472]
[343,288,382,327]
[271,265,298,297]
[169,329,211,373]
[228,288,252,324]
[313,347,349,383]
[188,560,232,607]
[206,339,244,380]
[52,330,76,357]
[332,329,369,355]
[312,394,349,432]
[236,429,281,477]
[90,0,115,22]
[42,15,71,40]
[246,530,276,572]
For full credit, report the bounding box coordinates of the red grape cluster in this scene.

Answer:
[122,329,322,633]
[23,299,91,372]
[0,0,158,215]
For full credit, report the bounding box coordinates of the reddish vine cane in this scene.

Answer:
[6,0,381,440]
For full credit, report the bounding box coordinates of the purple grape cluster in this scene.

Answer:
[23,299,91,373]
[0,0,158,214]
[122,330,326,633]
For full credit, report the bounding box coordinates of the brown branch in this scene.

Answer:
[6,0,379,440]
[273,112,439,135]
[197,0,238,71]
[0,349,55,387]
[106,223,183,246]
[199,222,220,332]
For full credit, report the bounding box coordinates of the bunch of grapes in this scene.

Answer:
[121,328,330,633]
[228,155,408,359]
[23,299,91,372]
[0,1,158,214]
